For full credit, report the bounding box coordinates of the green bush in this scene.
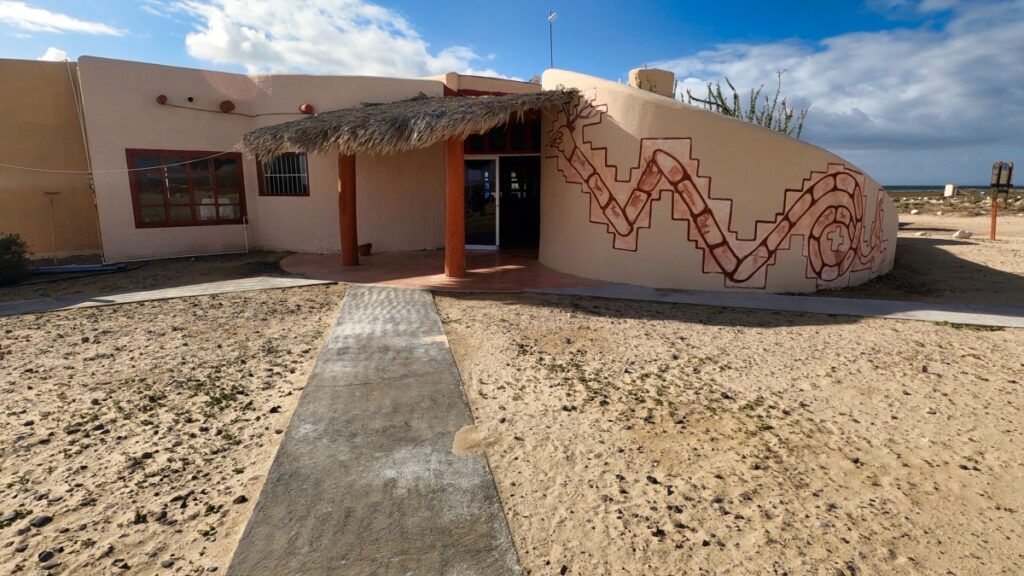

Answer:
[0,233,29,286]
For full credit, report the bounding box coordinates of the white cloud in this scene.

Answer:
[0,1,125,35]
[36,46,67,61]
[169,0,509,78]
[652,0,1024,183]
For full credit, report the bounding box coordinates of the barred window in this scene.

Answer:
[258,153,309,196]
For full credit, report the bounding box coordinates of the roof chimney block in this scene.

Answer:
[629,68,676,98]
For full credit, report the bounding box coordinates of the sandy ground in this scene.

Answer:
[0,283,343,574]
[838,212,1024,306]
[438,294,1024,575]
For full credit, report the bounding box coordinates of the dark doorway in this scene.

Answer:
[464,158,497,247]
[498,156,541,249]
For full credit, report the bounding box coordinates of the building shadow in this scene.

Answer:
[438,290,868,328]
[0,251,294,306]
[836,236,1024,307]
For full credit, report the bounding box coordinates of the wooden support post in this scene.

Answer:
[445,139,466,277]
[339,154,359,266]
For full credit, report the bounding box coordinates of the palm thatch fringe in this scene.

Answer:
[238,89,579,159]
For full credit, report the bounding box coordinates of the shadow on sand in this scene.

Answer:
[838,236,1024,307]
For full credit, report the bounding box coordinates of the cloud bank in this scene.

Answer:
[653,0,1024,183]
[158,0,508,78]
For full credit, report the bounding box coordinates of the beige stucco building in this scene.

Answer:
[0,59,100,259]
[1,56,895,292]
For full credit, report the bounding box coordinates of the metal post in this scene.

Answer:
[548,10,557,69]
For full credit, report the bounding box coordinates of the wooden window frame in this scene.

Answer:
[126,149,247,228]
[256,152,311,197]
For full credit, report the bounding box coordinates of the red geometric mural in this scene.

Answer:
[546,95,888,289]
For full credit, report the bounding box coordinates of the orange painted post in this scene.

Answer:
[338,154,359,266]
[445,138,466,277]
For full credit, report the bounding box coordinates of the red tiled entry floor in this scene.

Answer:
[280,249,605,292]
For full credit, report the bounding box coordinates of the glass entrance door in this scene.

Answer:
[465,158,497,247]
[498,156,541,249]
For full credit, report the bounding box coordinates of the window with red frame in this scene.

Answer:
[126,149,246,228]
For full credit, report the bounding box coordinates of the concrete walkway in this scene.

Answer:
[0,276,332,316]
[531,283,1024,328]
[228,285,520,575]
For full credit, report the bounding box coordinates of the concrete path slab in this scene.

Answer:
[531,283,1024,328]
[0,276,332,316]
[228,285,520,576]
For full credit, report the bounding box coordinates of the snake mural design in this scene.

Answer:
[546,95,889,289]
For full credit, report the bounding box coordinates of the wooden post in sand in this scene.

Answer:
[991,195,998,241]
[445,139,466,278]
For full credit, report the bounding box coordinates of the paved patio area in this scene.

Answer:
[228,285,521,575]
[281,249,604,292]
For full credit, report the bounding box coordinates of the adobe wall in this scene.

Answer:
[0,59,100,259]
[429,72,541,95]
[539,70,897,292]
[76,56,447,261]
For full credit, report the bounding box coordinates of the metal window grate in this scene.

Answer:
[261,153,309,196]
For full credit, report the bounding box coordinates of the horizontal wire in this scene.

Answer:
[0,151,237,174]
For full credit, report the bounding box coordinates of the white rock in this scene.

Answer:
[936,211,943,215]
[910,209,920,215]
[952,229,972,239]
[915,231,929,237]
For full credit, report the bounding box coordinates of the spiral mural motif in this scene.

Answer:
[546,95,888,289]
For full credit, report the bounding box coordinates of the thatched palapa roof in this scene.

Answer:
[239,89,579,159]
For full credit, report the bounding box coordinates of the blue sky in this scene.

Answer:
[1,0,1022,185]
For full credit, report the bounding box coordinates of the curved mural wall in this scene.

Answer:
[539,70,897,293]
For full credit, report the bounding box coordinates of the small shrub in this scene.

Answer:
[0,233,29,286]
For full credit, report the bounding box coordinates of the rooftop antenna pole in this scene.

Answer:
[548,10,557,69]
